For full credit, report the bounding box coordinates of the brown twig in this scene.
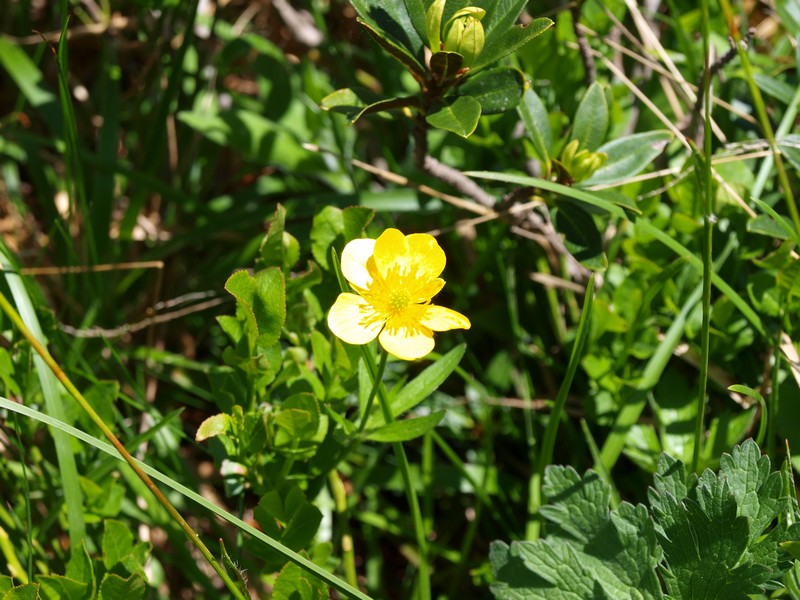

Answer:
[687,29,755,138]
[571,1,597,86]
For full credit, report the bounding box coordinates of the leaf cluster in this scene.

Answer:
[491,440,800,598]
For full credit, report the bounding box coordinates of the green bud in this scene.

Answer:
[426,0,446,51]
[442,7,486,67]
[560,139,580,169]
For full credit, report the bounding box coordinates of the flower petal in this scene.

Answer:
[413,278,445,303]
[406,233,445,281]
[379,313,435,360]
[341,238,376,290]
[420,304,471,331]
[373,228,410,280]
[328,293,383,345]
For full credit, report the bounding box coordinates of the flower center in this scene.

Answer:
[389,288,411,313]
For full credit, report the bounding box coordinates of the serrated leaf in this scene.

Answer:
[103,519,134,570]
[719,440,786,543]
[98,573,146,600]
[195,413,232,442]
[518,87,552,163]
[365,410,445,442]
[273,553,328,600]
[66,540,95,596]
[220,540,253,599]
[224,267,286,347]
[37,575,88,600]
[539,467,609,543]
[2,584,39,600]
[275,393,321,444]
[458,66,526,114]
[250,485,323,572]
[425,95,482,137]
[580,131,672,186]
[570,82,608,152]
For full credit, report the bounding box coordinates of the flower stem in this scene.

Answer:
[528,274,595,540]
[329,470,358,588]
[361,346,431,600]
[358,350,388,433]
[691,0,714,475]
[0,291,249,600]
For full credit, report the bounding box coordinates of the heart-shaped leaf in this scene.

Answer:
[425,95,482,137]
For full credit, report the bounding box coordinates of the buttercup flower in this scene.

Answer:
[328,229,470,360]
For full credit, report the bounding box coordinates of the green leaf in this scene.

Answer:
[2,584,39,600]
[752,198,800,245]
[775,0,800,35]
[37,575,88,600]
[98,573,146,600]
[777,260,800,297]
[554,203,608,271]
[518,87,552,163]
[66,541,95,596]
[220,540,253,599]
[570,81,608,152]
[473,17,553,71]
[580,131,672,186]
[275,393,321,443]
[0,578,12,594]
[754,73,796,104]
[176,109,310,170]
[491,466,662,598]
[0,397,369,600]
[430,51,464,82]
[465,171,631,218]
[368,344,465,427]
[103,519,134,570]
[342,206,375,242]
[259,204,298,272]
[348,0,426,73]
[224,267,286,347]
[320,87,419,123]
[251,484,323,570]
[425,95,482,137]
[273,553,328,600]
[747,214,792,240]
[0,38,60,133]
[365,410,446,442]
[457,66,526,114]
[778,134,800,172]
[195,413,232,442]
[311,205,374,270]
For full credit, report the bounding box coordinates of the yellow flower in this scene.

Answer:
[328,228,470,360]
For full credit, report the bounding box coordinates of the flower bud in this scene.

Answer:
[426,0,446,51]
[442,7,486,67]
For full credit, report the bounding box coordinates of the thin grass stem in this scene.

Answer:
[529,274,595,540]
